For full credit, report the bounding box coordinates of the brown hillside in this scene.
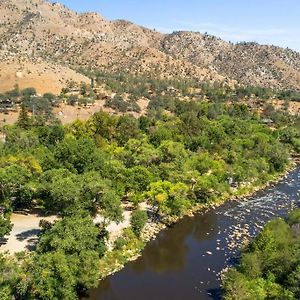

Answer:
[0,0,299,93]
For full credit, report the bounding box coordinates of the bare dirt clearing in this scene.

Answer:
[0,210,57,254]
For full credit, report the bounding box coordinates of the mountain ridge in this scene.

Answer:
[0,0,299,94]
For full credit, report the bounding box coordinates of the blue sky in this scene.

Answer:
[56,0,300,51]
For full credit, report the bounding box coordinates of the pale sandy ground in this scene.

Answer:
[94,210,132,249]
[0,212,57,254]
[0,208,136,254]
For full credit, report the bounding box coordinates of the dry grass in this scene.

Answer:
[0,60,89,95]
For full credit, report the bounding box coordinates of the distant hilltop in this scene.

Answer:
[0,0,299,94]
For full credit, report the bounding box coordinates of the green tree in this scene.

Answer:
[126,166,154,192]
[0,254,22,300]
[79,171,123,223]
[91,111,117,141]
[130,210,147,237]
[115,115,140,145]
[27,213,106,299]
[223,211,300,300]
[287,266,300,298]
[158,140,188,163]
[96,189,123,224]
[17,103,31,129]
[287,209,300,225]
[0,216,12,238]
[119,138,159,168]
[29,252,77,300]
[54,136,97,173]
[147,181,190,216]
[0,164,33,209]
[21,87,36,98]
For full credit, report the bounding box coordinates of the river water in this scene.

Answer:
[85,166,300,300]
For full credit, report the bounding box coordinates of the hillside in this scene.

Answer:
[0,0,299,94]
[162,32,300,91]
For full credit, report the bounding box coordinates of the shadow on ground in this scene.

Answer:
[26,237,39,251]
[0,237,8,246]
[16,229,41,241]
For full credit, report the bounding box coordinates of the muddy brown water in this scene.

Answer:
[84,167,300,300]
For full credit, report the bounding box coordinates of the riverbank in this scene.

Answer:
[0,162,296,280]
[85,164,300,300]
[95,160,298,280]
[221,207,300,299]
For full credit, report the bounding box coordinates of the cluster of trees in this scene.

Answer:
[277,90,300,102]
[81,71,194,97]
[80,71,300,111]
[130,210,148,237]
[3,74,299,122]
[1,106,297,214]
[0,211,107,299]
[61,81,97,107]
[223,209,300,300]
[105,94,141,113]
[0,80,299,299]
[2,100,299,219]
[235,86,275,100]
[0,87,59,122]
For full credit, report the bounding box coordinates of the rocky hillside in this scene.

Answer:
[0,0,299,94]
[161,32,300,91]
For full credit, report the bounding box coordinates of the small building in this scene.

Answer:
[261,118,274,125]
[0,99,14,109]
[167,86,176,92]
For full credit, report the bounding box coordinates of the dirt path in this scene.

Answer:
[0,208,135,254]
[0,212,57,254]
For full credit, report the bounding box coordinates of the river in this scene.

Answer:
[84,166,300,300]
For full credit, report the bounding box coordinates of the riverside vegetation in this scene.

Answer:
[0,77,300,300]
[222,209,300,300]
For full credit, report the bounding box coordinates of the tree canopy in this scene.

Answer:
[0,76,299,299]
[223,209,300,300]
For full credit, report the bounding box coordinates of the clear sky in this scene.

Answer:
[55,0,300,52]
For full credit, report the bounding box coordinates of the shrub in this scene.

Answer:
[130,210,147,237]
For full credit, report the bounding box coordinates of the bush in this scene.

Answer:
[287,208,300,226]
[105,95,129,112]
[0,216,12,238]
[223,210,300,299]
[114,236,128,250]
[130,210,147,237]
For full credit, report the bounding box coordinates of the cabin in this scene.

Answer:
[0,99,15,113]
[0,99,14,109]
[167,86,176,92]
[261,118,274,125]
